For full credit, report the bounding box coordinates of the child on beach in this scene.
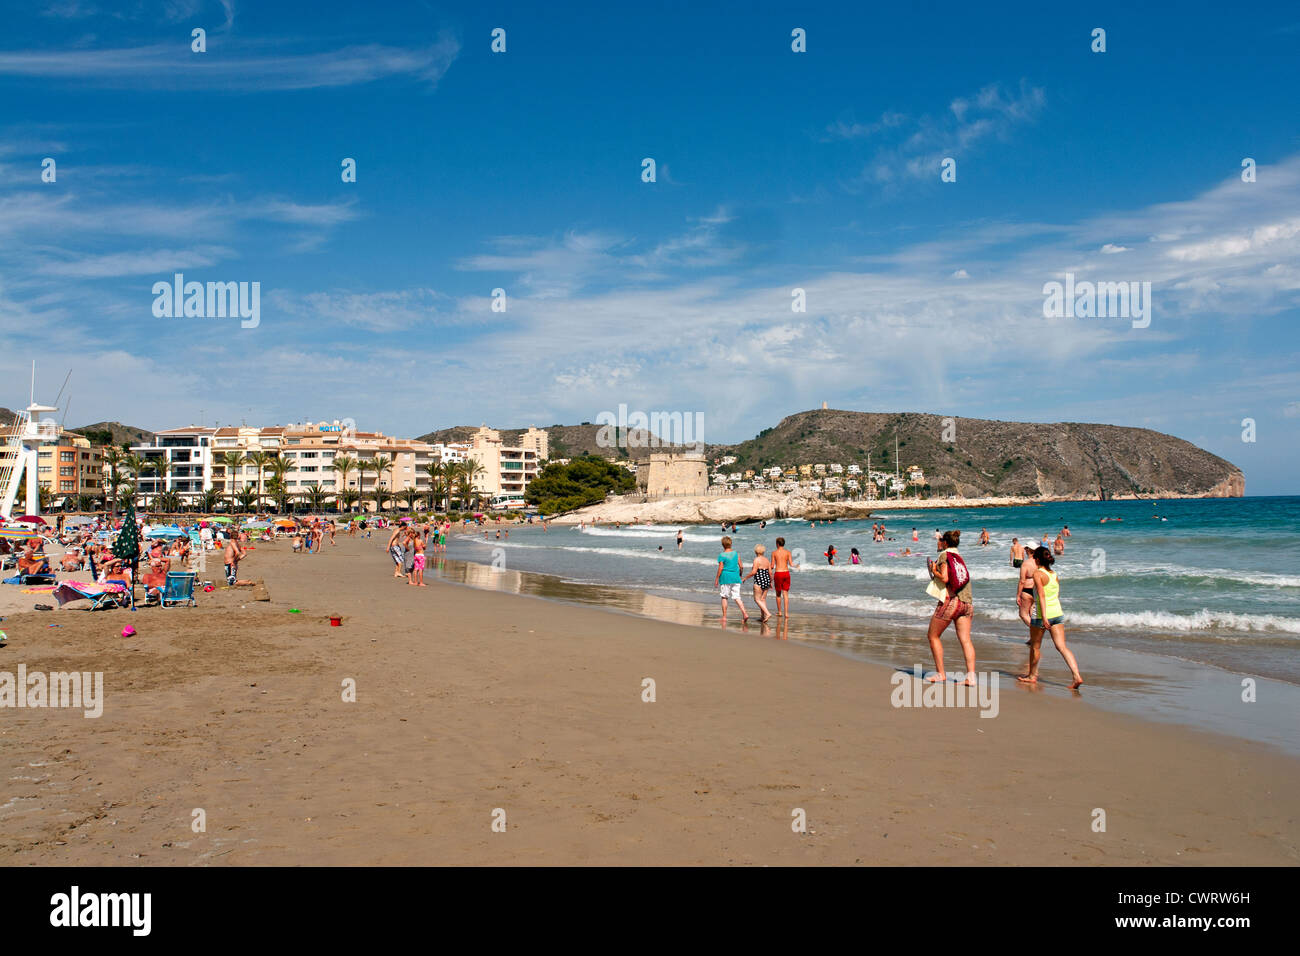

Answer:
[409,535,427,587]
[714,535,749,625]
[1019,547,1084,689]
[743,544,774,623]
[850,547,860,564]
[825,544,837,565]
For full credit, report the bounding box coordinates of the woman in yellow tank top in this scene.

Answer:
[1017,547,1084,689]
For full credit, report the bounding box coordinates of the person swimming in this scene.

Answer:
[824,544,837,565]
[850,547,860,565]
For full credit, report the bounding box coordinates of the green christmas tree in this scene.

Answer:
[112,498,141,563]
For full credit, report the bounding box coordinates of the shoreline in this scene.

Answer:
[1,533,1295,865]
[437,540,1300,756]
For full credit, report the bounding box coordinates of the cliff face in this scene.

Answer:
[715,410,1243,499]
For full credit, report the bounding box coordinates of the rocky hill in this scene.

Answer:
[70,421,155,449]
[715,409,1243,499]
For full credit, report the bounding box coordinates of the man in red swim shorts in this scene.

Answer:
[770,536,795,617]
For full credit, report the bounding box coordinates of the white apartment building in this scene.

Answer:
[129,426,217,504]
[466,425,549,498]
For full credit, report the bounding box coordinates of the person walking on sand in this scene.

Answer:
[714,535,749,625]
[388,525,405,579]
[770,536,795,617]
[924,530,977,685]
[1018,547,1084,689]
[1014,543,1039,630]
[743,543,774,623]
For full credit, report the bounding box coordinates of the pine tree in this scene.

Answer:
[112,499,141,563]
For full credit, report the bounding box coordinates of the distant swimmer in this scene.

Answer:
[1010,537,1025,568]
[677,529,684,549]
[979,528,990,547]
[1062,525,1071,538]
[912,527,919,542]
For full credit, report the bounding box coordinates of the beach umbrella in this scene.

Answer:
[0,526,42,539]
[112,500,141,562]
[272,518,296,528]
[64,515,97,526]
[14,515,49,525]
[206,516,233,524]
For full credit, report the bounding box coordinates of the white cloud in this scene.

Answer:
[0,32,459,91]
[1100,243,1129,254]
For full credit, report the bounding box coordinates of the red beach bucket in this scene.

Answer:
[329,616,342,627]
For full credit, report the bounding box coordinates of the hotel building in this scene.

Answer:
[37,429,106,505]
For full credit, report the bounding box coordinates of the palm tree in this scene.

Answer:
[374,454,393,501]
[103,448,126,516]
[461,459,486,500]
[245,450,272,511]
[267,457,292,512]
[197,488,221,514]
[338,488,360,513]
[423,461,445,512]
[399,487,421,513]
[218,451,246,513]
[370,484,391,514]
[356,458,378,511]
[236,485,259,513]
[331,455,356,509]
[303,483,329,512]
[266,477,290,514]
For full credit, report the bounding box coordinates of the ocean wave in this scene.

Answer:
[981,605,1300,635]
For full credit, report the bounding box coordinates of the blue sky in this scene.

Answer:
[1,1,1298,492]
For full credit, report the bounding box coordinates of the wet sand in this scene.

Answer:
[1,533,1296,865]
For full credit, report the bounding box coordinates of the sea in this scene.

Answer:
[439,496,1300,753]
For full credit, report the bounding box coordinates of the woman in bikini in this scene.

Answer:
[743,544,774,623]
[1018,547,1084,689]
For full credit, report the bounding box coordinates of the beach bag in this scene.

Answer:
[944,552,970,595]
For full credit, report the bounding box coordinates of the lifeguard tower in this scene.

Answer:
[0,366,61,521]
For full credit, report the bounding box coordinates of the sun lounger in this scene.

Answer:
[51,581,130,611]
[160,572,196,608]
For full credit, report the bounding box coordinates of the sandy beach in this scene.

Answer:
[1,533,1296,866]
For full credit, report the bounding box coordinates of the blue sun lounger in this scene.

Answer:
[160,572,196,608]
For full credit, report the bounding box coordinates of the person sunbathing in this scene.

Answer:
[61,549,84,572]
[139,557,170,599]
[17,542,50,576]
